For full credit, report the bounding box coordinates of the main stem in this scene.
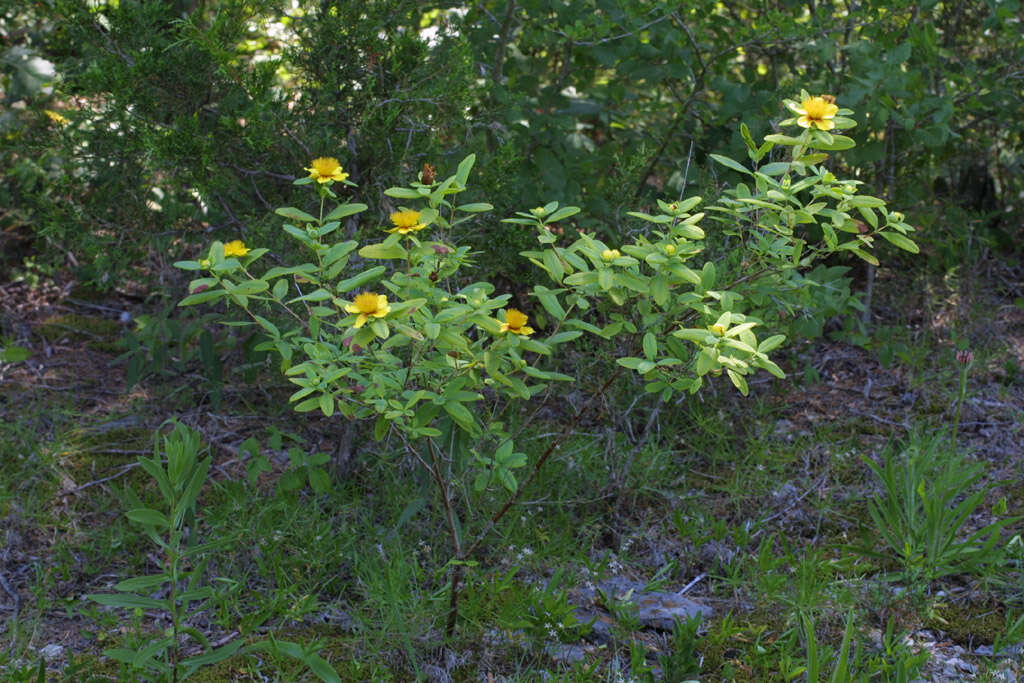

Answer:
[951,364,968,449]
[443,368,623,639]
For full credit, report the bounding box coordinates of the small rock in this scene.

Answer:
[39,643,64,661]
[632,591,711,631]
[573,608,615,645]
[544,642,586,664]
[578,577,712,633]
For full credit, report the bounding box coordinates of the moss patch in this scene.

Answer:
[926,601,1005,646]
[37,314,123,352]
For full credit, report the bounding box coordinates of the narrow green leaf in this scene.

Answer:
[114,574,169,592]
[547,206,581,222]
[709,154,752,175]
[359,242,408,260]
[179,289,226,306]
[336,266,387,293]
[275,207,317,223]
[125,508,169,528]
[383,187,422,199]
[455,154,476,186]
[642,332,657,361]
[456,202,493,212]
[324,202,368,221]
[727,369,749,396]
[88,593,166,610]
[879,231,920,253]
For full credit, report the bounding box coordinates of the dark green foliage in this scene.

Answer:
[5,0,478,287]
[4,0,1021,291]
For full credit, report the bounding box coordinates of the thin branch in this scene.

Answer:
[463,366,623,560]
[551,14,671,47]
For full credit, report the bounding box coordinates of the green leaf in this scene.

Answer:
[288,288,333,303]
[444,401,478,434]
[740,121,757,153]
[114,574,169,592]
[532,285,566,319]
[0,345,30,363]
[304,652,342,683]
[125,508,170,528]
[758,335,786,353]
[809,134,855,151]
[700,261,716,290]
[546,330,582,345]
[324,202,368,221]
[180,640,246,672]
[224,279,269,295]
[642,332,658,361]
[763,134,803,145]
[879,231,920,253]
[847,195,887,208]
[179,289,227,306]
[456,202,493,212]
[695,348,716,376]
[627,211,673,224]
[359,242,408,260]
[275,207,318,223]
[373,415,390,441]
[88,592,166,610]
[455,154,476,186]
[547,206,581,222]
[308,468,331,494]
[542,249,565,282]
[651,274,669,308]
[383,186,423,199]
[709,154,752,175]
[758,162,791,176]
[727,369,749,396]
[757,358,786,378]
[336,265,387,293]
[318,393,334,417]
[847,246,880,265]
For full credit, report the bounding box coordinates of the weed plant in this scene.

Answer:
[858,431,1014,584]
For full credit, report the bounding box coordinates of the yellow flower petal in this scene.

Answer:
[500,309,534,336]
[224,240,250,257]
[346,292,390,327]
[306,157,349,184]
[387,209,427,234]
[795,96,839,130]
[44,109,70,126]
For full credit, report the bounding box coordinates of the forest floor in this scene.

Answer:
[1,254,1023,681]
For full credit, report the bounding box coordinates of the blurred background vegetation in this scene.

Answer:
[2,0,1021,291]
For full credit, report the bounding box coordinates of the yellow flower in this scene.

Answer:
[345,292,391,328]
[500,309,534,336]
[795,96,839,131]
[199,258,211,269]
[387,209,427,235]
[601,248,621,261]
[306,157,348,184]
[224,240,250,257]
[710,323,727,336]
[44,109,70,126]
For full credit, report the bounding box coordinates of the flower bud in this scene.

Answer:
[956,349,974,366]
[601,248,620,261]
[664,243,676,255]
